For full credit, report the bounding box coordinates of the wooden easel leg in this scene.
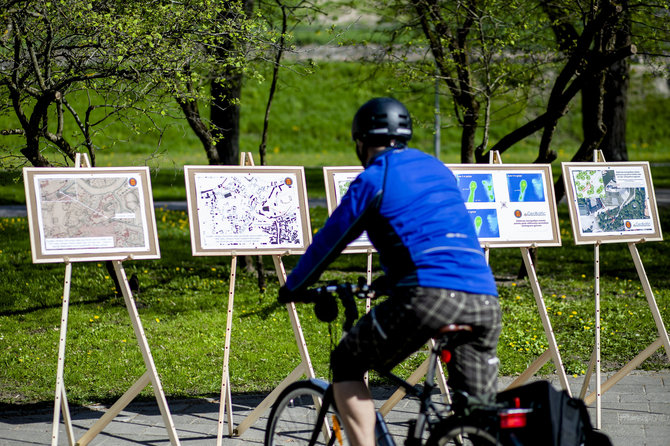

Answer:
[233,256,316,437]
[77,371,152,445]
[579,348,597,400]
[628,243,670,357]
[585,337,664,406]
[61,387,75,446]
[217,255,237,445]
[272,256,316,377]
[112,261,181,445]
[507,350,552,390]
[583,244,670,417]
[234,362,309,436]
[364,252,373,386]
[52,262,73,446]
[379,357,430,416]
[519,248,571,394]
[594,244,602,428]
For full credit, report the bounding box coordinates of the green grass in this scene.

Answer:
[2,60,670,204]
[0,205,668,405]
[1,59,669,405]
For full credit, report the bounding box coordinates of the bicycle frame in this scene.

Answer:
[304,337,450,446]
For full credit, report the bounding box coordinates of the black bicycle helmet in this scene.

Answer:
[351,97,412,145]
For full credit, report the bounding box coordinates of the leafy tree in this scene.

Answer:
[1,0,161,167]
[358,0,667,169]
[0,0,265,168]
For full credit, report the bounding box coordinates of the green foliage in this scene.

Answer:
[0,0,266,166]
[1,206,669,404]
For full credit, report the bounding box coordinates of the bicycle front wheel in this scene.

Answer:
[265,380,349,446]
[426,418,499,446]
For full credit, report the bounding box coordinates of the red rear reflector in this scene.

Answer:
[440,350,452,363]
[500,410,528,429]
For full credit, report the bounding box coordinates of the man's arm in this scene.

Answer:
[284,176,381,293]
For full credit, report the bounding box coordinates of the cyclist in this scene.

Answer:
[278,97,501,446]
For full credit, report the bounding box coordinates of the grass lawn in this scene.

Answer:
[1,60,669,406]
[0,204,668,406]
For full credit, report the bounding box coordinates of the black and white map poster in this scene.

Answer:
[184,166,312,255]
[447,164,561,247]
[562,162,663,244]
[23,167,160,263]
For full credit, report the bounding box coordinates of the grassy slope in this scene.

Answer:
[1,61,669,405]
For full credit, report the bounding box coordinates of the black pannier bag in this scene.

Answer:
[496,380,613,446]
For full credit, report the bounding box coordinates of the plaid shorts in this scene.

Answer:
[330,287,502,398]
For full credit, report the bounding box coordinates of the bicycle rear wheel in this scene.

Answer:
[265,380,349,446]
[426,419,499,446]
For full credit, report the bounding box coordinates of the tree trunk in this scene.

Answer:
[210,0,254,167]
[601,4,631,162]
[211,78,242,165]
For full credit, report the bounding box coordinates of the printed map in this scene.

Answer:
[456,173,495,203]
[195,172,304,249]
[331,171,372,248]
[572,168,651,234]
[506,173,545,202]
[36,174,148,251]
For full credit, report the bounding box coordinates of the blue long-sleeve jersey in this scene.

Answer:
[285,147,498,297]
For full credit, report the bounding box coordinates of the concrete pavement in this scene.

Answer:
[1,371,668,445]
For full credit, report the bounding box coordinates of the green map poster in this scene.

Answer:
[562,162,663,244]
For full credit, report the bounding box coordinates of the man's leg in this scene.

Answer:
[333,381,376,446]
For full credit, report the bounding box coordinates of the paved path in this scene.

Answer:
[1,371,668,445]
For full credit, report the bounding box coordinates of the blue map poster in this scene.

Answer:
[448,164,560,247]
[468,209,500,238]
[456,173,496,203]
[507,173,545,202]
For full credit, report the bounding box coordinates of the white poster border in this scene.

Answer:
[561,161,662,245]
[322,166,374,254]
[184,165,312,256]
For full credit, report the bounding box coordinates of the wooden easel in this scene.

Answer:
[215,152,316,444]
[489,152,571,394]
[50,154,180,446]
[576,151,670,429]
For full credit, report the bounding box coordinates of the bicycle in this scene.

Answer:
[265,280,533,446]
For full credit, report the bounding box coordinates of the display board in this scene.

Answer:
[23,167,160,263]
[562,162,662,244]
[446,164,561,247]
[184,165,312,256]
[322,166,374,253]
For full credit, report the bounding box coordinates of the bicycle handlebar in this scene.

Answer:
[300,277,378,333]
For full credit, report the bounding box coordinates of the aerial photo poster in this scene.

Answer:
[562,162,662,244]
[323,166,374,253]
[184,166,312,256]
[446,164,561,247]
[23,167,159,263]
